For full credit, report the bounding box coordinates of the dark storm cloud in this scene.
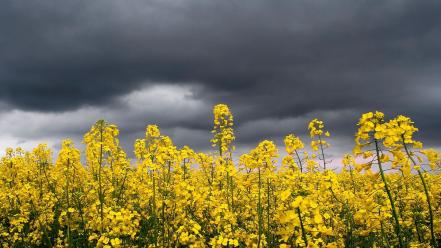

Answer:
[1,0,441,155]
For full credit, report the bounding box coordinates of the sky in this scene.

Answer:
[1,0,441,165]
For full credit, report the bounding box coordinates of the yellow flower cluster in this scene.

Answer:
[354,111,440,247]
[308,119,331,170]
[240,140,278,170]
[211,104,235,156]
[0,105,439,247]
[284,134,304,155]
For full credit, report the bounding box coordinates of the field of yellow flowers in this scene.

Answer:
[0,104,439,247]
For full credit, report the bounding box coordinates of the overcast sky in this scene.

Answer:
[1,0,440,164]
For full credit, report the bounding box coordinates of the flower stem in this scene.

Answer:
[374,139,403,247]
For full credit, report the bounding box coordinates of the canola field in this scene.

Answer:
[0,104,439,247]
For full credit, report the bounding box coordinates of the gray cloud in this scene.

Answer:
[0,0,441,162]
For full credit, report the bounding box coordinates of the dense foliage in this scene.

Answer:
[0,104,440,247]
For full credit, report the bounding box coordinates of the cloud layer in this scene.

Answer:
[1,0,441,162]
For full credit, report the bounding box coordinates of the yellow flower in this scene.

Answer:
[284,134,304,155]
[146,124,161,138]
[211,104,235,155]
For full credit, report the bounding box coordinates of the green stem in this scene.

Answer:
[226,170,230,210]
[230,152,235,211]
[266,178,271,247]
[374,139,403,247]
[297,207,308,247]
[66,157,71,245]
[403,142,436,247]
[257,167,262,248]
[318,135,326,170]
[294,150,303,172]
[98,121,104,234]
[349,166,356,194]
[413,213,423,243]
[152,170,158,247]
[379,211,390,248]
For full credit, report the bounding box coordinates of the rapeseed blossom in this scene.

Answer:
[0,105,439,247]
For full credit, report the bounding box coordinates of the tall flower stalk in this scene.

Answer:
[387,115,437,247]
[354,112,403,247]
[211,104,235,210]
[309,119,331,170]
